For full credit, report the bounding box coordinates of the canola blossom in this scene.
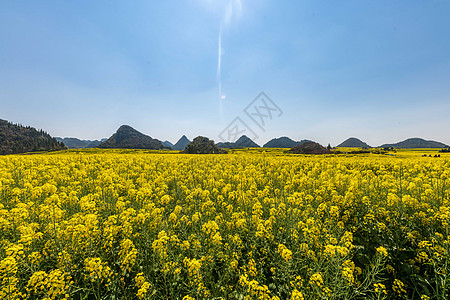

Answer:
[0,149,449,299]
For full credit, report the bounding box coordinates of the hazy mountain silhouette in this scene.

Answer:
[98,125,164,149]
[217,135,260,148]
[173,135,191,150]
[162,141,174,149]
[263,137,312,148]
[55,137,88,148]
[86,139,107,148]
[0,119,65,155]
[56,137,106,149]
[380,138,448,149]
[337,137,371,148]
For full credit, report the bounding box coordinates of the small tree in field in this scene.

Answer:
[182,136,227,154]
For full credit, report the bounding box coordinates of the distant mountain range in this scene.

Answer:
[217,135,260,149]
[0,119,65,154]
[98,125,164,150]
[2,118,450,154]
[172,135,191,150]
[263,137,312,148]
[56,137,107,149]
[162,141,174,149]
[57,134,450,150]
[337,137,371,148]
[379,138,449,149]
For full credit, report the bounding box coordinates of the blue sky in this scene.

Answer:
[1,0,449,146]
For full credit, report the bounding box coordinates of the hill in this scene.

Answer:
[56,137,89,148]
[162,141,174,149]
[98,125,164,149]
[0,119,65,155]
[263,137,311,148]
[380,138,448,149]
[217,135,260,149]
[173,135,191,150]
[182,136,227,154]
[286,141,332,154]
[86,139,106,148]
[216,141,233,149]
[337,137,371,148]
[56,137,107,149]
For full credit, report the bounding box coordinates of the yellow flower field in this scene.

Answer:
[0,149,449,299]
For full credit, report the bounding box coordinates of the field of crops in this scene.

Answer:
[0,149,449,299]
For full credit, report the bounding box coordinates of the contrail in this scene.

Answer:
[217,0,242,120]
[217,27,223,118]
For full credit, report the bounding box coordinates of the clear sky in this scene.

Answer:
[1,0,449,146]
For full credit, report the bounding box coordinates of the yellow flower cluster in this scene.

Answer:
[309,272,324,287]
[119,239,138,274]
[134,272,151,299]
[0,256,23,299]
[341,260,356,286]
[392,279,407,297]
[27,269,72,300]
[277,243,293,261]
[84,257,112,284]
[376,246,388,258]
[183,257,209,298]
[239,274,279,300]
[373,283,387,295]
[0,149,448,299]
[152,230,170,260]
[290,289,305,300]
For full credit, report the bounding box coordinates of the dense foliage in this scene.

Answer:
[183,136,227,154]
[286,141,332,154]
[0,119,65,155]
[0,150,449,299]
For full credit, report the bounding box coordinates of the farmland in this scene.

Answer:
[0,149,449,299]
